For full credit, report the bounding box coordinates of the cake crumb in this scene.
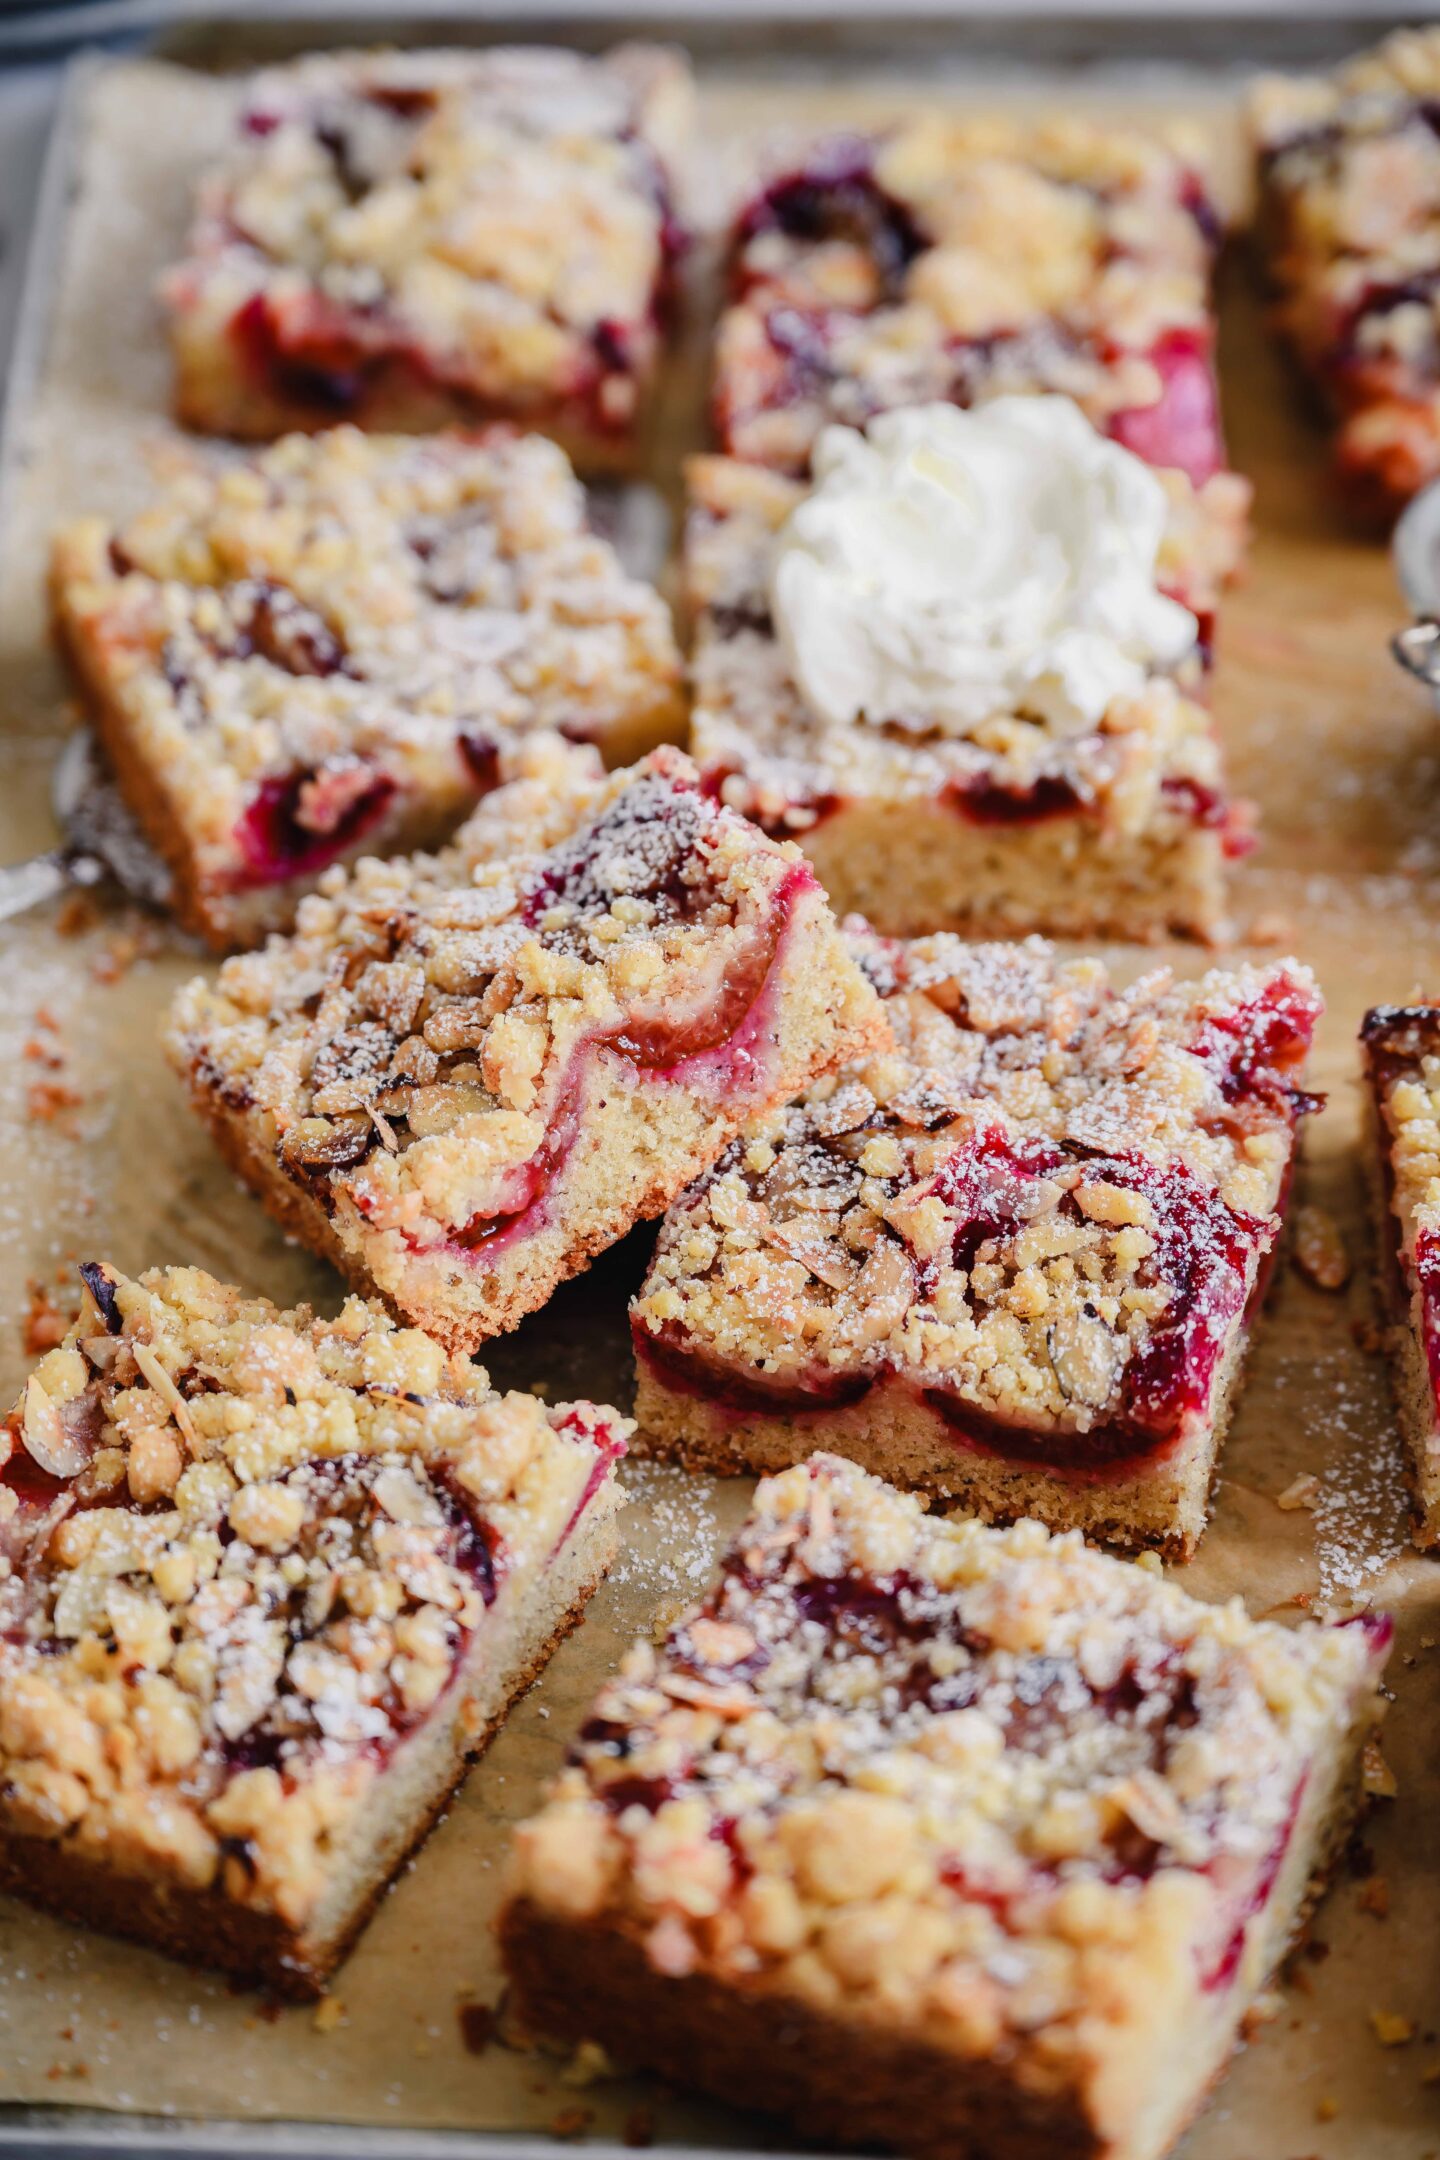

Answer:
[1247,910,1295,945]
[1292,1204,1350,1290]
[1276,1472,1321,1511]
[1241,1989,1284,2037]
[1370,2010,1416,2047]
[21,1280,70,1354]
[457,2000,496,2056]
[312,1996,346,2034]
[549,2105,593,2140]
[1357,1874,1390,1919]
[1316,2095,1339,2122]
[561,2040,615,2087]
[90,918,162,985]
[55,889,102,938]
[25,1078,83,1127]
[1363,1734,1398,1799]
[622,2107,655,2147]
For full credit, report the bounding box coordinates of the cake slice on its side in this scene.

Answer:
[0,1263,628,1996]
[633,933,1321,1556]
[167,747,888,1354]
[161,44,691,467]
[52,426,684,950]
[1361,1003,1440,1546]
[502,1454,1392,2160]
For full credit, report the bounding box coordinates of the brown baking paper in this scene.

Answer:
[0,51,1435,2157]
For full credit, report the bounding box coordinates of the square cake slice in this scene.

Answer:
[51,426,684,951]
[161,44,691,466]
[501,1454,1392,2160]
[686,438,1248,945]
[714,113,1250,587]
[167,748,888,1354]
[633,934,1321,1556]
[0,1262,628,1996]
[1361,1003,1440,1546]
[1251,27,1440,521]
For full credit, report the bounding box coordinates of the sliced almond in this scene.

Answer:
[21,1376,92,1479]
[1047,1306,1123,1411]
[132,1341,198,1448]
[764,1215,856,1291]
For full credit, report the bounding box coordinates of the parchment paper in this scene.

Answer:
[0,49,1435,2159]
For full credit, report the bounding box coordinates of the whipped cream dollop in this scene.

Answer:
[769,397,1199,739]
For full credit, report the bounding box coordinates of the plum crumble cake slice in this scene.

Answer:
[633,935,1321,1556]
[501,1455,1392,2160]
[51,426,684,951]
[715,114,1250,589]
[1360,1003,1440,1546]
[686,410,1250,946]
[161,44,691,466]
[0,1262,628,1996]
[1252,27,1440,520]
[167,748,887,1355]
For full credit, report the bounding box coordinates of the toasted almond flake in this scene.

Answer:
[659,1672,755,1717]
[131,1341,198,1447]
[764,1217,855,1291]
[368,1103,399,1152]
[1291,1203,1350,1291]
[21,1376,90,1479]
[1276,1472,1321,1511]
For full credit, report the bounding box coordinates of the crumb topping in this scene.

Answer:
[163,46,691,426]
[510,1455,1389,2058]
[55,427,683,885]
[716,115,1245,540]
[0,1263,627,1925]
[167,749,879,1288]
[635,935,1318,1443]
[1362,1004,1440,1282]
[685,455,1230,830]
[1251,29,1440,500]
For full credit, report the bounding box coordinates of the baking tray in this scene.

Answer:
[0,12,1438,2159]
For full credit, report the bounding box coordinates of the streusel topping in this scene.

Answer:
[1362,1006,1440,1256]
[1251,29,1440,488]
[0,1264,627,1925]
[59,427,683,880]
[167,749,865,1271]
[716,112,1247,533]
[686,457,1229,849]
[634,936,1318,1441]
[164,45,690,422]
[738,115,1212,334]
[511,1455,1389,2052]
